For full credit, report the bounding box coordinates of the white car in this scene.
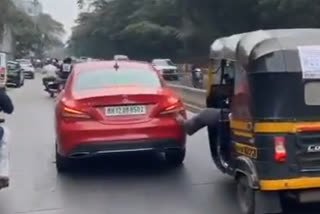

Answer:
[0,52,7,88]
[17,59,35,79]
[152,59,179,80]
[114,55,129,61]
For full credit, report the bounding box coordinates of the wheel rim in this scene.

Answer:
[237,178,254,214]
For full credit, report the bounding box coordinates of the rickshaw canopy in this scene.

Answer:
[210,29,320,72]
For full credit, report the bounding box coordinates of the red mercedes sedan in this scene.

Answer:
[54,60,187,172]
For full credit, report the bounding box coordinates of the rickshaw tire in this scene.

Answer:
[237,175,255,214]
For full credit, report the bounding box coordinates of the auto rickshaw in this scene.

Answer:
[206,29,320,214]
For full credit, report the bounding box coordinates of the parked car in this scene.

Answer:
[17,59,35,79]
[6,61,24,87]
[54,60,186,172]
[152,59,179,81]
[114,55,129,61]
[0,52,8,88]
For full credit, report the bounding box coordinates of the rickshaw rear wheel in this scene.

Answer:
[237,176,255,214]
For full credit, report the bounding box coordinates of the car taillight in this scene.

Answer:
[0,67,6,79]
[274,136,287,163]
[159,96,186,119]
[61,106,91,120]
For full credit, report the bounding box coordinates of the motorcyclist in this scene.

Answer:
[191,64,203,88]
[42,61,58,91]
[0,88,13,112]
[57,57,73,80]
[42,57,73,91]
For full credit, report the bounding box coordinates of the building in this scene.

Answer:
[12,0,43,16]
[0,25,14,57]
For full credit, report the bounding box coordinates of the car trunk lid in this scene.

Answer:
[72,86,170,124]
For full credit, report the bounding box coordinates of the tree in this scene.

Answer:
[0,0,65,58]
[70,0,320,61]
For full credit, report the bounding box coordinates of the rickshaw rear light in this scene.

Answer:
[274,136,287,162]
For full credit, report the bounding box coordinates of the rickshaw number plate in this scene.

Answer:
[235,143,257,159]
[298,46,320,79]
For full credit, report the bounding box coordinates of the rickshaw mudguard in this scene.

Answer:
[234,156,259,189]
[235,156,283,214]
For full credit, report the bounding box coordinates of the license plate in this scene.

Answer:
[105,105,146,116]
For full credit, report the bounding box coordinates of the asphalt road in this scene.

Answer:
[0,75,319,214]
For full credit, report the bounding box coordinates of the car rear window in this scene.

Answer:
[7,63,18,70]
[74,69,162,91]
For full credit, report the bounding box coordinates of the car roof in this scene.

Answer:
[74,60,153,73]
[153,59,170,61]
[8,61,18,64]
[18,60,31,63]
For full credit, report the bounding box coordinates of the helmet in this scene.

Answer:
[63,57,72,64]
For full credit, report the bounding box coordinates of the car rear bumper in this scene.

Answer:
[62,139,184,159]
[23,71,34,78]
[163,73,178,80]
[56,119,186,156]
[6,76,19,84]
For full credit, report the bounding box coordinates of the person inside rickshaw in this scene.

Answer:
[184,59,235,136]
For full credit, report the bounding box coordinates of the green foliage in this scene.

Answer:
[70,0,320,61]
[0,0,65,58]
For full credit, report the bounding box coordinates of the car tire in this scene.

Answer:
[15,80,21,88]
[165,148,186,166]
[56,149,71,173]
[237,175,255,214]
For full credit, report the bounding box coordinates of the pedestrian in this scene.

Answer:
[0,86,14,189]
[0,87,14,139]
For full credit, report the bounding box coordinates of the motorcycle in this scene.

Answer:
[192,68,204,89]
[0,119,9,190]
[46,79,66,98]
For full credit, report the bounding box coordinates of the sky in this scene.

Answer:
[39,0,79,41]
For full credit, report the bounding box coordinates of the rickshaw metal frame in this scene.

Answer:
[207,28,320,214]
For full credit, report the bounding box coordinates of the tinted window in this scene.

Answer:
[7,63,18,70]
[74,69,162,91]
